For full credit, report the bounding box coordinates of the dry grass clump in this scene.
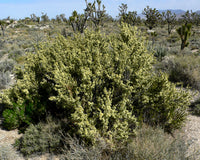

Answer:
[60,125,199,160]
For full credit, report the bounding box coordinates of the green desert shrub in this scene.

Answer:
[0,24,190,146]
[2,101,38,130]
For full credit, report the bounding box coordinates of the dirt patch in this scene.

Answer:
[183,115,200,158]
[192,49,199,53]
[0,128,22,146]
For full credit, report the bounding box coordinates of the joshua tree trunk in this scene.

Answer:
[176,23,192,50]
[1,25,5,37]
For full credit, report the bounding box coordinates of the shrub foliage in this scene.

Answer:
[1,24,190,146]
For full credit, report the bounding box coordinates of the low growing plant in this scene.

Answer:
[15,117,62,156]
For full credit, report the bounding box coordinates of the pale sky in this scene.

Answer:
[0,0,199,19]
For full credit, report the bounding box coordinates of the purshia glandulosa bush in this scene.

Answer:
[1,24,191,146]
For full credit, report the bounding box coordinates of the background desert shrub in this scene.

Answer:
[157,55,200,90]
[29,30,46,47]
[15,117,62,156]
[168,46,180,55]
[181,47,193,55]
[190,98,200,116]
[0,50,7,59]
[0,60,15,73]
[192,103,200,115]
[167,32,180,43]
[0,71,11,89]
[0,39,5,49]
[0,24,190,147]
[8,49,24,60]
[190,38,200,50]
[13,23,29,29]
[0,60,15,89]
[153,44,168,61]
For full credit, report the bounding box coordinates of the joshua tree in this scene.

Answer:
[41,12,49,23]
[36,17,40,24]
[162,10,176,34]
[118,3,128,23]
[191,11,200,26]
[0,20,11,37]
[56,14,67,24]
[118,3,137,25]
[0,20,6,37]
[60,14,67,22]
[69,10,88,33]
[181,10,192,25]
[126,11,138,26]
[56,15,62,24]
[143,6,161,29]
[24,17,31,24]
[85,0,106,29]
[176,23,192,50]
[30,13,40,24]
[69,0,106,33]
[30,14,37,22]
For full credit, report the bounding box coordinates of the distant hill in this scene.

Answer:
[138,9,200,19]
[138,9,185,19]
[158,9,185,15]
[158,9,186,18]
[196,10,200,14]
[158,9,185,18]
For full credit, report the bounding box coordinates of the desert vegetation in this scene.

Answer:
[0,1,200,159]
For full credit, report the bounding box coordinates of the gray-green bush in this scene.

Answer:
[15,117,62,156]
[157,55,200,90]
